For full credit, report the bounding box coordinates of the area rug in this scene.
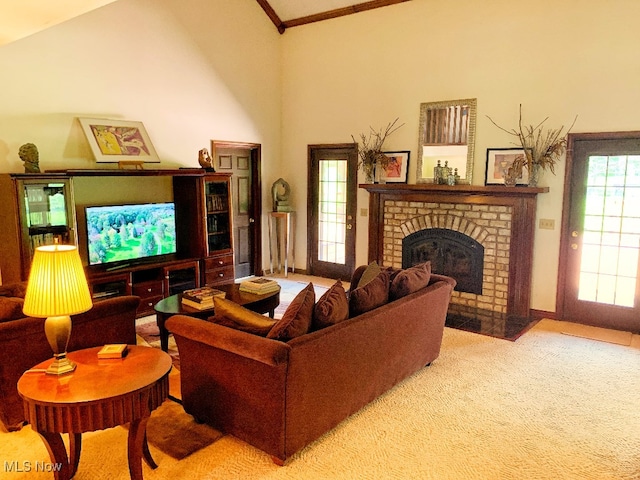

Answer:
[136,317,180,370]
[144,400,223,460]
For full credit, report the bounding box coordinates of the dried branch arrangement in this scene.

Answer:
[352,118,404,175]
[487,105,577,177]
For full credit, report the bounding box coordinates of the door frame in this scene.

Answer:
[306,143,358,280]
[211,140,263,276]
[556,130,640,322]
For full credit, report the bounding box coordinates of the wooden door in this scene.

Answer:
[212,142,261,278]
[307,144,358,281]
[558,132,640,332]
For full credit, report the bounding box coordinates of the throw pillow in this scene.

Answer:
[389,261,432,301]
[0,297,25,323]
[211,296,277,336]
[349,269,390,317]
[267,283,315,341]
[312,280,349,331]
[357,261,382,288]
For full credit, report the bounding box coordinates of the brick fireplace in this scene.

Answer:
[361,184,547,325]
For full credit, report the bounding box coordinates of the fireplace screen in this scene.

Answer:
[402,228,484,294]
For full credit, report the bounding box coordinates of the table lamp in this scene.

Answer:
[22,244,93,375]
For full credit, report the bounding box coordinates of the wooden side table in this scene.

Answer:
[268,211,295,276]
[18,346,172,480]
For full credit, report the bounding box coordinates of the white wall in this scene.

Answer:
[0,0,282,259]
[280,0,640,312]
[3,0,640,313]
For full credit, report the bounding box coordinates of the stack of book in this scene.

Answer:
[181,286,226,310]
[239,277,280,295]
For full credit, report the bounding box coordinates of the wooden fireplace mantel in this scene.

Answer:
[360,183,548,319]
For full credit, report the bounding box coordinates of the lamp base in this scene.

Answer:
[46,354,76,375]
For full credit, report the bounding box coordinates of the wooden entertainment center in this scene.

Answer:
[0,168,235,317]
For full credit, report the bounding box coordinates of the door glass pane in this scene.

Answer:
[318,159,347,264]
[24,184,67,227]
[578,155,640,307]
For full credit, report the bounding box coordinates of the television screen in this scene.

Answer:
[85,202,177,266]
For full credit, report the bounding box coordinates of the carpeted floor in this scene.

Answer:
[4,318,640,479]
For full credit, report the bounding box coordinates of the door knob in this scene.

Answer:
[571,231,579,238]
[249,218,255,223]
[346,224,353,230]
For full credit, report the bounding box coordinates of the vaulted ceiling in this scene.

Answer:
[0,0,410,46]
[256,0,410,34]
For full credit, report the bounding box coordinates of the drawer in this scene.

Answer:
[133,280,164,300]
[204,254,234,270]
[205,265,235,285]
[137,295,164,316]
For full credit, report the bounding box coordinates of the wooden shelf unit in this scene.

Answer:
[1,168,231,316]
[174,172,235,287]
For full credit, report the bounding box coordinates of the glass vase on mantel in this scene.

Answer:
[527,163,542,187]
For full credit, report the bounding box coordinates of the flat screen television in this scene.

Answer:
[85,202,177,267]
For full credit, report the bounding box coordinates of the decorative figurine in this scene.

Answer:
[198,148,214,171]
[271,178,292,212]
[19,143,41,173]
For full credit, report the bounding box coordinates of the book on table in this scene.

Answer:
[239,277,280,294]
[182,286,226,302]
[98,344,128,359]
[181,297,216,310]
[181,286,225,309]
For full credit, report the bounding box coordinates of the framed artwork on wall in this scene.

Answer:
[381,151,410,183]
[485,148,529,185]
[79,118,160,163]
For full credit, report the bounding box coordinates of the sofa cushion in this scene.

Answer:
[357,261,382,288]
[268,283,315,341]
[312,280,349,331]
[0,282,27,299]
[349,270,390,317]
[0,297,25,323]
[211,297,277,336]
[389,261,432,300]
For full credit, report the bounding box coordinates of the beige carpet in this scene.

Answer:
[4,319,640,479]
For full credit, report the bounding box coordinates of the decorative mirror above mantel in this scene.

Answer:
[416,98,477,184]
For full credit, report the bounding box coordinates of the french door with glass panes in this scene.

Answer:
[559,132,640,332]
[307,144,357,281]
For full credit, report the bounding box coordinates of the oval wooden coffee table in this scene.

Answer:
[154,282,280,351]
[18,346,172,480]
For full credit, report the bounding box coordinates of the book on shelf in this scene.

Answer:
[239,277,280,294]
[98,344,128,359]
[182,286,226,303]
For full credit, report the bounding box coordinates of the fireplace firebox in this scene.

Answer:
[403,228,484,295]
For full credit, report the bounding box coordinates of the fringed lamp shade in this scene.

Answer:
[23,244,93,374]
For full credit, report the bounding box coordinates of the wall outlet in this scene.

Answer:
[360,208,368,216]
[539,218,555,230]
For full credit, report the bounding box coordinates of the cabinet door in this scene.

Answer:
[15,177,77,278]
[204,176,233,256]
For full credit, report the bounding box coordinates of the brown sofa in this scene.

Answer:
[166,268,455,464]
[0,285,140,431]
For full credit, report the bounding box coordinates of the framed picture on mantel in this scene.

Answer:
[485,148,529,185]
[381,151,410,183]
[79,118,160,164]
